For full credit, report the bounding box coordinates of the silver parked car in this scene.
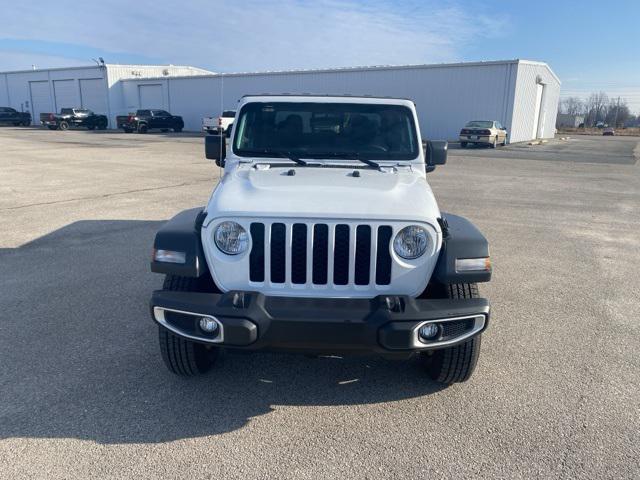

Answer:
[459,120,508,148]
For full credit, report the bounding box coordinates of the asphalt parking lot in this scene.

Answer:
[1,128,639,479]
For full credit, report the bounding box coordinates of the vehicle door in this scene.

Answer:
[152,110,170,128]
[73,110,87,127]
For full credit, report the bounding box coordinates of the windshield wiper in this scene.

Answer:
[313,152,380,169]
[278,151,308,166]
[241,149,308,166]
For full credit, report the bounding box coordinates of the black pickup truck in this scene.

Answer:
[116,109,184,133]
[40,108,108,130]
[0,107,31,126]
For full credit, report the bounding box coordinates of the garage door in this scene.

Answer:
[138,84,163,109]
[80,78,107,114]
[53,79,80,111]
[29,81,53,122]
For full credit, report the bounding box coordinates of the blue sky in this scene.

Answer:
[1,0,639,111]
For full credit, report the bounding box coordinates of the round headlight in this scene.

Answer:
[214,221,249,255]
[393,225,429,259]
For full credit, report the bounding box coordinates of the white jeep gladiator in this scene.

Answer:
[150,95,491,384]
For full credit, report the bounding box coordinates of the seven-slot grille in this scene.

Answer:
[248,222,393,287]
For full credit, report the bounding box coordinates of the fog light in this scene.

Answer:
[418,323,440,341]
[199,317,219,334]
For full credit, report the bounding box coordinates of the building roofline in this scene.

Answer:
[117,59,558,83]
[0,64,213,75]
[1,59,559,85]
[517,59,561,84]
[0,65,103,75]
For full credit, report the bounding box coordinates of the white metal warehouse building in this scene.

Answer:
[0,64,213,128]
[119,59,560,143]
[1,59,560,143]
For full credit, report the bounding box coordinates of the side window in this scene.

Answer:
[138,110,150,117]
[153,110,169,116]
[0,107,7,113]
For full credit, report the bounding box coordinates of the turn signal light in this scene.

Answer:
[153,249,186,264]
[455,257,491,272]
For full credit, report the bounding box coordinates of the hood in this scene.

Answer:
[205,164,440,224]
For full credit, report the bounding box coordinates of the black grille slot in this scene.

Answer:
[249,223,265,282]
[333,224,350,285]
[355,225,371,285]
[270,223,286,283]
[376,226,392,285]
[312,224,328,284]
[291,224,307,284]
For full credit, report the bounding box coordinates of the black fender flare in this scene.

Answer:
[433,213,491,284]
[150,207,209,278]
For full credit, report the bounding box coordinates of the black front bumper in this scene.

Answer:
[150,291,490,354]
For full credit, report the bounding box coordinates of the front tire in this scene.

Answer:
[423,283,482,384]
[58,121,69,131]
[158,275,219,376]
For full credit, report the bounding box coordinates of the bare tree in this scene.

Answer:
[586,91,609,126]
[605,98,631,127]
[559,97,584,116]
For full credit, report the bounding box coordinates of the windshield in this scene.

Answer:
[465,120,493,128]
[233,102,419,160]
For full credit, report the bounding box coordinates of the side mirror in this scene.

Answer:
[425,140,448,173]
[205,134,227,167]
[225,124,233,138]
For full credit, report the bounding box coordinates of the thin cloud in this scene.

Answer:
[1,0,510,72]
[0,51,88,71]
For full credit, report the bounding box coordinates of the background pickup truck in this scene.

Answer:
[0,107,31,126]
[117,109,184,133]
[40,108,108,130]
[202,110,235,135]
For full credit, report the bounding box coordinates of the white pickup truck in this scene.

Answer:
[150,95,492,385]
[202,110,235,135]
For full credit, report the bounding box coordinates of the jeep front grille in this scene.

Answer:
[248,222,393,287]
